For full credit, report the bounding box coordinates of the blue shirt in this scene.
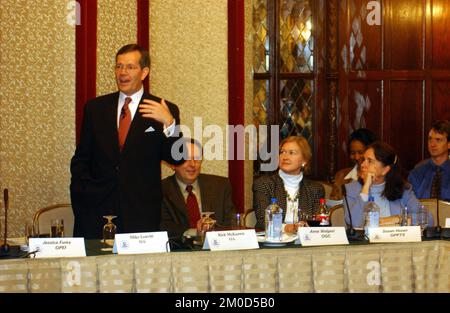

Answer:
[343,180,427,228]
[408,159,450,201]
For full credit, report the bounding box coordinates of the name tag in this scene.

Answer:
[203,229,259,251]
[29,238,86,258]
[446,218,450,228]
[297,227,349,246]
[113,231,170,254]
[368,226,422,243]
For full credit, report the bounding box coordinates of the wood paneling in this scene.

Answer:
[432,0,450,69]
[388,81,424,170]
[431,81,450,121]
[349,0,383,71]
[389,0,424,70]
[337,81,383,169]
[334,0,450,176]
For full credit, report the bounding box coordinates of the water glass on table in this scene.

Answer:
[50,219,64,238]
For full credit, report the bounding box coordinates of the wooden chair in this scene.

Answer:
[32,204,74,237]
[319,181,333,199]
[329,204,345,227]
[243,209,256,228]
[418,199,450,227]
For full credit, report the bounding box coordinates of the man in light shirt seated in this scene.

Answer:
[408,120,450,201]
[160,138,235,240]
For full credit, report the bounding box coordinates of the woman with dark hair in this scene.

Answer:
[330,128,377,200]
[253,136,325,232]
[343,141,431,228]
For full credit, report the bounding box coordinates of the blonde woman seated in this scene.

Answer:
[253,136,325,233]
[343,141,433,228]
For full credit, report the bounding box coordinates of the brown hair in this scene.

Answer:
[116,44,150,69]
[431,120,450,141]
[367,141,407,201]
[279,136,312,173]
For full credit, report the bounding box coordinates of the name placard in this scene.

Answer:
[297,227,349,246]
[28,238,86,258]
[114,231,170,254]
[203,229,259,251]
[368,226,422,243]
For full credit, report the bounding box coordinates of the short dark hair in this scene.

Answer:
[116,44,150,69]
[431,120,450,141]
[179,137,203,159]
[349,128,377,148]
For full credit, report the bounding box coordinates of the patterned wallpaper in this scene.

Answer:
[0,0,75,237]
[149,0,229,179]
[97,0,137,96]
[0,1,255,235]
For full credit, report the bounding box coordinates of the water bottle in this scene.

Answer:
[401,206,411,226]
[265,198,283,241]
[364,196,380,235]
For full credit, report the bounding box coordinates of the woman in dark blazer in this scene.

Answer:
[253,136,325,231]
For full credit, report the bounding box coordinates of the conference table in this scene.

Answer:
[0,239,449,293]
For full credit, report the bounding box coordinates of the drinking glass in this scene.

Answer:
[232,213,242,229]
[50,219,64,237]
[197,212,216,245]
[24,220,34,246]
[416,205,429,235]
[102,215,117,247]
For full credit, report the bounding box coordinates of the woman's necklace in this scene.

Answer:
[285,188,300,203]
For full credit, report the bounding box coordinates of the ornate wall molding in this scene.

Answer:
[326,0,339,182]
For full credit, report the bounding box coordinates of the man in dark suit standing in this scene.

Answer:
[70,44,184,239]
[161,138,235,239]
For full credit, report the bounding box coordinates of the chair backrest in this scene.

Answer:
[243,209,256,228]
[329,204,345,227]
[441,200,450,227]
[32,204,74,237]
[418,198,450,227]
[319,181,332,199]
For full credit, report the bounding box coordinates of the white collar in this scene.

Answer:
[278,169,303,189]
[344,164,359,181]
[119,87,144,105]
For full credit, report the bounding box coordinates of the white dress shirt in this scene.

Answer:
[117,87,175,137]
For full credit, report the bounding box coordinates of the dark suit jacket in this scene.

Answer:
[160,174,235,238]
[252,173,325,229]
[70,91,183,239]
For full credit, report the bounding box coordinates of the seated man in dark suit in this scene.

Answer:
[160,138,235,239]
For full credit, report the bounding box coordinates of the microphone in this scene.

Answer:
[426,169,444,238]
[1,189,10,253]
[436,184,441,235]
[342,184,364,241]
[0,189,24,259]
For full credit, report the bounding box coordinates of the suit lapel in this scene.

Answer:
[104,92,120,162]
[198,174,210,212]
[120,92,163,156]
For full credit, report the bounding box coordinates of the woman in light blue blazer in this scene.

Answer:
[343,141,432,229]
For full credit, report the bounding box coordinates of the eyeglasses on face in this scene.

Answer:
[115,64,140,71]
